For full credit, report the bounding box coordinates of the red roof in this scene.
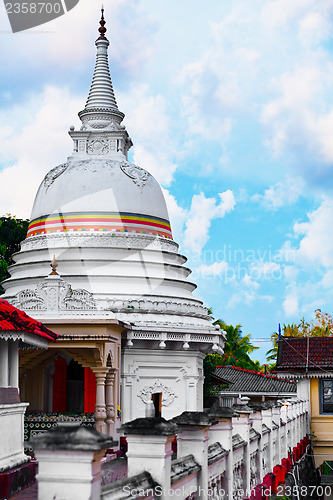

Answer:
[0,298,58,342]
[276,336,333,371]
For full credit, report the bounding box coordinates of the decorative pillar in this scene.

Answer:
[119,417,177,500]
[173,411,218,498]
[249,404,264,482]
[232,398,253,495]
[287,403,295,450]
[272,404,282,465]
[105,369,116,436]
[8,341,19,388]
[0,339,9,387]
[92,367,108,434]
[280,401,289,459]
[30,423,116,500]
[261,406,273,472]
[207,407,237,500]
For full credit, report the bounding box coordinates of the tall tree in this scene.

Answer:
[214,320,259,369]
[0,215,29,294]
[265,331,279,370]
[203,320,260,397]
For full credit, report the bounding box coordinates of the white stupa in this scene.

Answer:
[3,10,224,423]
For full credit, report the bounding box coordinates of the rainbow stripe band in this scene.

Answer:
[27,211,173,239]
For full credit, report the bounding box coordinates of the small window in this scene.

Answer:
[320,379,333,414]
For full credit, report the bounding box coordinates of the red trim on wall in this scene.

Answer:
[52,357,67,412]
[84,367,96,413]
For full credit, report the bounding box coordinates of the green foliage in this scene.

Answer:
[203,319,261,396]
[283,310,333,337]
[265,331,279,368]
[203,352,224,390]
[0,215,29,294]
[213,320,260,370]
[266,309,333,367]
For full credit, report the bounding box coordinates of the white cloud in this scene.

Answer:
[162,188,188,243]
[0,86,83,218]
[0,0,157,78]
[261,61,333,186]
[276,241,297,264]
[294,198,333,268]
[283,265,299,282]
[253,175,305,209]
[278,197,333,319]
[196,262,229,279]
[163,187,236,254]
[283,292,299,316]
[226,289,274,309]
[183,190,235,254]
[120,84,178,186]
[242,274,259,289]
[261,0,318,31]
[249,261,281,280]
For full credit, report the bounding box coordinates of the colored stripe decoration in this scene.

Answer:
[27,211,173,239]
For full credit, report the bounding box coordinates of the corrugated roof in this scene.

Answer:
[0,298,58,342]
[276,336,333,371]
[214,365,296,393]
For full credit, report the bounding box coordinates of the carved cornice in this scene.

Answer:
[20,232,179,252]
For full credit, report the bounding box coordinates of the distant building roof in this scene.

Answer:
[0,298,58,342]
[214,365,296,394]
[276,336,333,372]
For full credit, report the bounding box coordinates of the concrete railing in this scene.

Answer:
[30,398,309,500]
[100,398,308,499]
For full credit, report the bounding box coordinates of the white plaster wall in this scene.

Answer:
[121,350,205,423]
[0,403,29,471]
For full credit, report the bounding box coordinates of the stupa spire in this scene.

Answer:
[69,9,132,159]
[84,8,118,110]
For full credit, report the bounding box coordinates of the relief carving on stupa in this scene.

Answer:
[43,162,68,191]
[87,138,109,155]
[12,278,97,312]
[120,161,149,190]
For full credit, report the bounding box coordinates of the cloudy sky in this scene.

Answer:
[1,0,333,362]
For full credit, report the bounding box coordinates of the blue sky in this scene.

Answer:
[1,0,333,362]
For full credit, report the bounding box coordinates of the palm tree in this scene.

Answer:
[214,320,259,369]
[266,331,279,370]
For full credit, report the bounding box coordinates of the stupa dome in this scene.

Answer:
[29,159,172,240]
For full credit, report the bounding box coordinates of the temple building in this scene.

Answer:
[1,10,224,435]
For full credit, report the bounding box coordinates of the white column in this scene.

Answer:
[127,434,174,498]
[232,412,251,493]
[262,408,273,472]
[175,414,215,498]
[31,423,114,500]
[208,413,234,500]
[8,340,19,388]
[105,369,115,436]
[249,410,264,482]
[0,339,9,387]
[121,418,177,500]
[272,406,281,465]
[92,368,108,434]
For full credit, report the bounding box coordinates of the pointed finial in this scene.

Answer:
[98,6,107,40]
[50,255,59,276]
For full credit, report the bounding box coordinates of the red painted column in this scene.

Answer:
[84,367,96,413]
[52,357,67,412]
